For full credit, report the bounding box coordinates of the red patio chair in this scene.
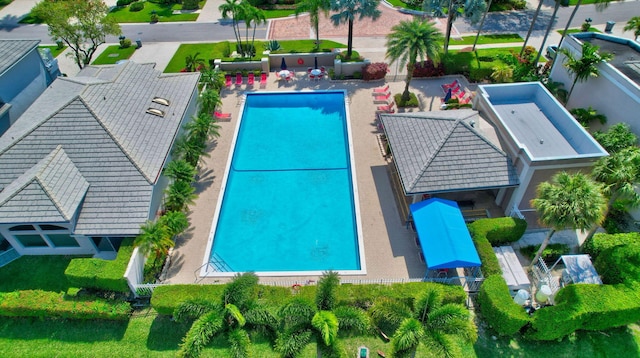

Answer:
[307,67,313,73]
[309,74,316,81]
[247,72,255,86]
[214,111,232,120]
[374,92,391,103]
[441,79,459,91]
[376,100,395,113]
[259,72,267,88]
[373,84,389,93]
[225,74,232,88]
[235,72,243,86]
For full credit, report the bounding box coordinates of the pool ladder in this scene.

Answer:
[194,253,232,281]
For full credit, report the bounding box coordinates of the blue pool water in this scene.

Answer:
[207,91,361,273]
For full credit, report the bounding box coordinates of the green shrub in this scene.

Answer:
[481,217,527,245]
[594,242,640,284]
[64,238,134,293]
[151,284,228,315]
[116,0,134,6]
[182,0,199,10]
[264,40,281,52]
[477,276,530,335]
[582,232,640,261]
[0,290,131,320]
[467,220,501,278]
[527,283,640,340]
[119,38,132,49]
[470,67,493,82]
[394,93,419,108]
[352,71,362,80]
[129,1,144,11]
[520,243,570,264]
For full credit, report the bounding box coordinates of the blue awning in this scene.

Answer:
[410,198,481,270]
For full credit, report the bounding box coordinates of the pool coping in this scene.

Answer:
[200,90,367,277]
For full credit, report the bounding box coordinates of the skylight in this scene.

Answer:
[152,97,170,106]
[146,108,165,117]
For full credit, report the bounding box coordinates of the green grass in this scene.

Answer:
[107,1,204,23]
[39,45,66,58]
[164,40,348,73]
[385,0,422,10]
[91,45,136,65]
[557,27,603,36]
[443,47,524,81]
[18,13,43,24]
[450,34,523,46]
[0,0,12,11]
[262,9,297,18]
[0,256,73,293]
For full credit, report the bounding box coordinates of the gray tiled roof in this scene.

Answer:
[0,61,199,235]
[0,40,40,76]
[0,146,89,223]
[380,110,519,195]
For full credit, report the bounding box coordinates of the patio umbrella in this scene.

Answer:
[314,56,318,69]
[443,88,452,103]
[280,57,287,71]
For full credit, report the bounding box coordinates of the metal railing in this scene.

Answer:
[0,248,20,268]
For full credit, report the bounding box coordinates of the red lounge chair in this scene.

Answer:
[374,92,391,103]
[259,72,267,88]
[454,90,466,100]
[235,72,242,86]
[247,73,255,86]
[214,111,231,120]
[225,74,232,88]
[458,96,472,105]
[373,84,389,93]
[376,101,395,112]
[441,79,459,91]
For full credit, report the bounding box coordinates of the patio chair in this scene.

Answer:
[235,72,243,87]
[247,72,255,86]
[373,84,389,93]
[441,79,459,91]
[286,71,294,81]
[376,100,395,112]
[317,73,324,80]
[374,92,391,103]
[214,111,232,120]
[320,66,326,74]
[307,67,313,73]
[458,96,472,105]
[309,74,316,81]
[454,90,466,100]
[259,72,267,88]
[225,74,232,88]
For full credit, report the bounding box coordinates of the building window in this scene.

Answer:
[14,234,48,247]
[39,224,67,231]
[9,225,35,231]
[47,234,79,247]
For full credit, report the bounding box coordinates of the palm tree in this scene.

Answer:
[559,41,614,101]
[295,0,331,49]
[175,273,274,358]
[422,0,485,54]
[165,180,197,213]
[529,172,607,268]
[557,0,611,50]
[134,220,172,263]
[388,286,477,358]
[185,52,205,72]
[164,159,197,183]
[200,67,226,92]
[198,89,222,116]
[533,0,561,65]
[472,0,492,51]
[315,270,339,310]
[173,135,209,167]
[243,5,266,57]
[159,210,189,238]
[330,0,381,59]
[186,112,221,143]
[569,106,607,128]
[521,0,544,55]
[386,19,443,102]
[624,16,640,41]
[490,63,514,83]
[592,123,638,154]
[589,147,640,240]
[219,0,244,54]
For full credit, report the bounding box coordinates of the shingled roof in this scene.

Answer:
[0,61,199,235]
[380,110,519,195]
[0,40,40,76]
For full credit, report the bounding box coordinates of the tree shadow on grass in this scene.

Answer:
[146,314,191,351]
[0,316,127,342]
[0,256,74,292]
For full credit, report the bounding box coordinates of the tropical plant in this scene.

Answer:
[543,78,568,104]
[316,270,340,310]
[295,0,331,50]
[389,286,477,358]
[264,40,281,52]
[243,5,266,57]
[200,67,226,91]
[159,210,189,238]
[529,172,607,268]
[198,89,222,116]
[175,273,271,358]
[165,159,198,183]
[185,112,221,143]
[219,0,264,58]
[31,0,121,69]
[560,41,614,101]
[521,0,544,55]
[134,219,172,262]
[173,135,209,167]
[490,63,514,83]
[219,0,244,54]
[422,0,486,54]
[569,106,607,127]
[330,0,381,59]
[589,147,640,240]
[532,0,561,65]
[472,0,492,51]
[185,52,205,72]
[624,16,640,41]
[592,123,638,154]
[385,19,443,102]
[164,180,197,213]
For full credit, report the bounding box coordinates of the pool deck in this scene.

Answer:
[162,74,474,284]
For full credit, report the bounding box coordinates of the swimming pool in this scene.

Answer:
[202,91,365,276]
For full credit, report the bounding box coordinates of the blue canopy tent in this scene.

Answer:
[410,198,481,277]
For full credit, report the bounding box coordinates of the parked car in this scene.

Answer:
[546,45,558,60]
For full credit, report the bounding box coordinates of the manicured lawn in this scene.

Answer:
[39,45,66,58]
[450,33,523,46]
[107,1,205,23]
[557,27,603,36]
[0,256,73,293]
[262,9,296,18]
[385,0,422,10]
[443,47,525,81]
[164,40,347,73]
[92,45,137,65]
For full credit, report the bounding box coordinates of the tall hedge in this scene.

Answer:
[527,283,640,340]
[64,238,134,293]
[478,275,530,335]
[594,242,640,284]
[582,232,640,261]
[0,290,131,320]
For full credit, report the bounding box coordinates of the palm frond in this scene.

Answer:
[178,310,224,358]
[334,305,371,335]
[369,297,413,335]
[391,317,424,357]
[275,329,313,358]
[227,328,251,358]
[312,310,339,346]
[316,270,340,310]
[223,272,258,309]
[278,298,315,331]
[174,299,219,323]
[225,303,246,327]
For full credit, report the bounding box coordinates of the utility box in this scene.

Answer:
[136,39,142,48]
[605,21,615,33]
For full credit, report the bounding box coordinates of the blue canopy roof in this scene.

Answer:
[410,198,481,270]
